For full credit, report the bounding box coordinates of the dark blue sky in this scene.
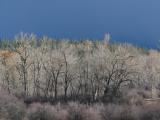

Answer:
[0,0,160,48]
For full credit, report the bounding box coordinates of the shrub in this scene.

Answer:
[140,104,160,120]
[101,104,136,120]
[67,102,102,120]
[101,103,160,120]
[0,90,26,120]
[83,107,102,120]
[122,89,146,105]
[27,103,53,120]
[67,102,85,120]
[27,103,69,120]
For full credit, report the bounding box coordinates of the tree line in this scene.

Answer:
[0,33,159,103]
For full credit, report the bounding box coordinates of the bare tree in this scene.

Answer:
[10,33,34,97]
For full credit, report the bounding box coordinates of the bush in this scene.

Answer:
[83,107,102,120]
[67,102,102,120]
[122,89,145,105]
[101,104,141,120]
[27,103,54,120]
[100,103,160,120]
[0,90,26,120]
[67,102,85,120]
[140,104,160,120]
[27,103,69,120]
